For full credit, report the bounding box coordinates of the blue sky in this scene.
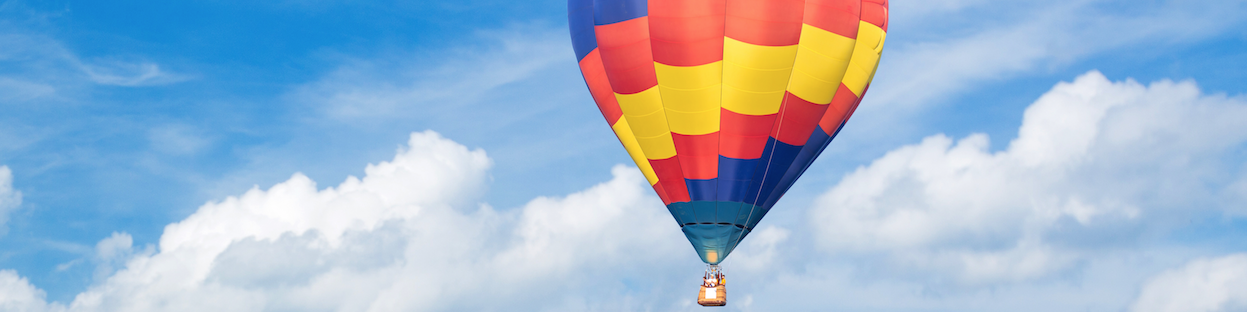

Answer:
[1,0,1246,310]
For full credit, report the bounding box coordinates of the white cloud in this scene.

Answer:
[0,130,695,311]
[0,166,22,235]
[92,233,150,282]
[1,71,1244,311]
[725,226,790,273]
[0,270,55,312]
[1132,254,1247,312]
[811,71,1247,284]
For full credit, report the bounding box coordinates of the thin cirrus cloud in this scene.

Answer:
[872,0,1247,111]
[816,0,1247,167]
[0,77,55,102]
[0,166,21,235]
[288,26,571,121]
[78,61,189,87]
[0,31,189,97]
[242,24,620,212]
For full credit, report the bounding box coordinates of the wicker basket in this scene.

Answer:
[697,285,727,306]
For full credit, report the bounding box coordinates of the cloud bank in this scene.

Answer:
[0,131,695,311]
[812,71,1247,285]
[1133,254,1247,312]
[1,72,1246,311]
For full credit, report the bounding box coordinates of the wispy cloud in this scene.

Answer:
[870,0,1247,111]
[0,30,190,99]
[146,125,213,156]
[0,77,55,102]
[289,25,569,121]
[0,166,21,235]
[79,62,189,87]
[210,23,614,210]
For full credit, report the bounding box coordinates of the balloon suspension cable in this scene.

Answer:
[702,264,724,287]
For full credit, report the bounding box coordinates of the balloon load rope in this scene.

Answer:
[702,264,724,287]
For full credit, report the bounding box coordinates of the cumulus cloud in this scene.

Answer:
[0,270,54,312]
[0,166,22,234]
[811,71,1247,284]
[0,131,698,311]
[91,233,150,282]
[1132,254,1247,312]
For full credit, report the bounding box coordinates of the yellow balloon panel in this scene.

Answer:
[610,118,661,185]
[655,62,723,90]
[787,24,857,104]
[721,86,785,115]
[722,39,797,116]
[616,87,679,159]
[723,38,799,70]
[634,132,678,160]
[655,62,722,135]
[665,108,720,135]
[843,21,887,96]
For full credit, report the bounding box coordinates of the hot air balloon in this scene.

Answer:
[568,0,888,305]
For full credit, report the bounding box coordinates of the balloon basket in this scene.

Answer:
[697,285,727,306]
[697,265,727,307]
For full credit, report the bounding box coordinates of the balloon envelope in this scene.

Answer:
[569,0,889,264]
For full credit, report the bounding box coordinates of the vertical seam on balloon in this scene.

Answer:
[580,3,660,202]
[644,1,696,223]
[713,0,729,227]
[779,3,885,209]
[782,11,882,201]
[763,2,866,207]
[575,2,637,190]
[728,0,809,254]
[592,2,677,206]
